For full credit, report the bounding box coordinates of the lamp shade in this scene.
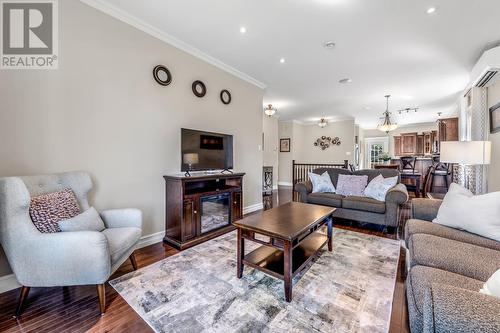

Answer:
[183,153,199,165]
[440,141,491,165]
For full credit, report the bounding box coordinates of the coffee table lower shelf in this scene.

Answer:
[242,232,328,281]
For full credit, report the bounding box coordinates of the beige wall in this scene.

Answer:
[278,121,294,185]
[278,120,355,183]
[0,0,264,278]
[488,82,500,191]
[362,122,438,157]
[263,115,279,188]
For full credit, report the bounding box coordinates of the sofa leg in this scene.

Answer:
[129,253,138,271]
[97,284,106,315]
[14,286,30,317]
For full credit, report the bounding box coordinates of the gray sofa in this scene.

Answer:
[405,198,500,333]
[295,168,408,228]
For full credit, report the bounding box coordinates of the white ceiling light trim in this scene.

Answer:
[79,0,267,89]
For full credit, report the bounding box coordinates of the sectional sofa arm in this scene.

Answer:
[411,198,442,221]
[11,231,111,287]
[385,183,409,204]
[295,181,312,203]
[100,208,143,229]
[423,283,500,333]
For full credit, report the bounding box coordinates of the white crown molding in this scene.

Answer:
[79,0,266,90]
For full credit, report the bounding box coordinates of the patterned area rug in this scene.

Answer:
[110,229,400,333]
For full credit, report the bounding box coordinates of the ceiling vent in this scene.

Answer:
[475,69,499,88]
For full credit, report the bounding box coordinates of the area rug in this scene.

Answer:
[110,229,400,333]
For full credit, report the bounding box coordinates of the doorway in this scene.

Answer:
[364,137,389,169]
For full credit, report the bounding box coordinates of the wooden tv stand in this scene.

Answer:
[163,172,245,250]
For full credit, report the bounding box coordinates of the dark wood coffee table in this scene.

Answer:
[233,202,335,302]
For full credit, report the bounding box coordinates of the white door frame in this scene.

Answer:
[364,137,389,169]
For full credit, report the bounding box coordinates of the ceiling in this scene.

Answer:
[88,0,500,128]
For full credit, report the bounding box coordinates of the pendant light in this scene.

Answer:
[318,118,328,128]
[264,104,276,117]
[377,95,398,133]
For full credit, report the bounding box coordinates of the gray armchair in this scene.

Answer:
[0,172,142,316]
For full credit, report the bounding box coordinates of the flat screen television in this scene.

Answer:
[181,128,233,172]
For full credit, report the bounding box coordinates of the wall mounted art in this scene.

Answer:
[280,138,291,152]
[153,65,172,86]
[192,80,207,97]
[314,136,341,150]
[220,90,231,105]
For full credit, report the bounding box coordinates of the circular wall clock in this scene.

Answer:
[153,65,172,86]
[220,89,231,105]
[192,80,207,97]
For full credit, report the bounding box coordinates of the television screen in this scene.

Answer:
[181,128,233,172]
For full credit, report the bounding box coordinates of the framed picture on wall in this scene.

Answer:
[490,102,500,134]
[280,138,291,152]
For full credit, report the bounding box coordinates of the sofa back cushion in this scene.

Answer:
[354,169,400,183]
[311,168,352,187]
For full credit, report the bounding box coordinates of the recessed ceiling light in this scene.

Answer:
[339,78,352,84]
[426,7,436,14]
[280,58,286,64]
[324,41,336,49]
[239,26,247,34]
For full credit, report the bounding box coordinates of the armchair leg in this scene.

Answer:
[97,284,106,315]
[15,286,30,317]
[129,253,138,271]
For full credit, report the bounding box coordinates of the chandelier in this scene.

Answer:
[377,95,398,133]
[264,104,276,117]
[318,118,328,128]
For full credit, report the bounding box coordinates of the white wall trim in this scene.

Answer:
[0,202,265,294]
[136,231,164,249]
[79,0,266,90]
[0,274,20,294]
[272,185,278,190]
[243,202,263,215]
[278,181,293,186]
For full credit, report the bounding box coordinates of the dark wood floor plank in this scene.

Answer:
[0,186,410,333]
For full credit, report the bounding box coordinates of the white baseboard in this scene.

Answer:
[272,185,278,190]
[278,182,293,187]
[243,202,264,215]
[0,202,265,294]
[136,231,164,249]
[0,274,20,294]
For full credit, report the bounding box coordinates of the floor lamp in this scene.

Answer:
[440,141,491,194]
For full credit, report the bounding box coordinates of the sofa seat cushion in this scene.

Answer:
[406,265,483,333]
[307,192,343,207]
[102,227,141,263]
[408,233,500,281]
[342,196,386,214]
[405,219,500,252]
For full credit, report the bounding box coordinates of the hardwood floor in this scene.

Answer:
[0,187,410,333]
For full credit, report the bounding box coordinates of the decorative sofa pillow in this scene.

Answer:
[58,207,105,232]
[29,188,81,233]
[309,171,335,193]
[481,269,500,298]
[364,174,398,202]
[336,174,368,197]
[433,183,500,242]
